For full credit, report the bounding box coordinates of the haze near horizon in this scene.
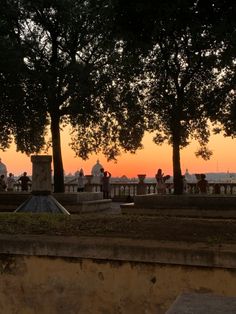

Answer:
[0,129,236,177]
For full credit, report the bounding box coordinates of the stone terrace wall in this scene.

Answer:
[0,235,236,314]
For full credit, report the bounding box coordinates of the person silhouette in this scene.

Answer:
[77,169,85,192]
[197,173,208,194]
[18,172,31,191]
[102,170,111,199]
[100,168,105,192]
[7,173,15,192]
[155,169,166,194]
[0,174,6,191]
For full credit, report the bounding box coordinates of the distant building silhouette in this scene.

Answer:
[91,160,103,177]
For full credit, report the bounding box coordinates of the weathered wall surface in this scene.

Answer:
[0,235,236,314]
[0,255,236,314]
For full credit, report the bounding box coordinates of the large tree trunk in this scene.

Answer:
[50,114,65,193]
[172,139,183,194]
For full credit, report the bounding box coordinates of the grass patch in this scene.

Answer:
[0,213,72,235]
[0,212,235,245]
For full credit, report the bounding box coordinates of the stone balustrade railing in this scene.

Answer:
[10,181,236,200]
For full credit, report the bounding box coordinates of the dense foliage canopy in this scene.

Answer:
[0,0,235,193]
[114,0,236,193]
[0,0,146,192]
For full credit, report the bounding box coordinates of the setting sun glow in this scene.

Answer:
[1,128,236,177]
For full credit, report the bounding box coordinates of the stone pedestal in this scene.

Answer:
[85,175,94,192]
[137,174,146,195]
[31,155,52,194]
[15,155,69,214]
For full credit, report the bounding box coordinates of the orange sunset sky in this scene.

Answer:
[0,127,236,177]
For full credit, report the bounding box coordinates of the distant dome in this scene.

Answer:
[0,159,7,177]
[91,160,103,176]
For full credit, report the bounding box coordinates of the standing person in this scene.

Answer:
[197,173,209,194]
[102,170,111,199]
[7,173,15,192]
[77,169,85,192]
[182,175,187,193]
[100,168,105,192]
[155,168,166,194]
[18,172,31,191]
[0,175,6,191]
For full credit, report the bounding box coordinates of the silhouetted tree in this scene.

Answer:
[115,0,234,194]
[0,0,145,192]
[2,0,235,195]
[203,2,236,141]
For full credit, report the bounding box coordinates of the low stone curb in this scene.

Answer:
[0,234,235,269]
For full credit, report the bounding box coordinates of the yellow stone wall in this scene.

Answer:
[0,255,236,314]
